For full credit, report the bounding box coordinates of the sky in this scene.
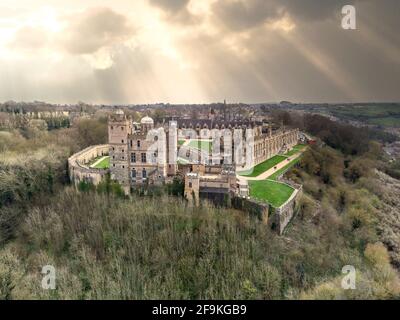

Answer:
[0,0,399,104]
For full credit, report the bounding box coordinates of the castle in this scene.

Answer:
[69,110,299,205]
[107,111,299,202]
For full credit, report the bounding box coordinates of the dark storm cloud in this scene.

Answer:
[148,0,190,12]
[212,0,367,31]
[212,0,279,31]
[63,7,134,55]
[279,0,360,21]
[1,0,400,104]
[148,0,198,24]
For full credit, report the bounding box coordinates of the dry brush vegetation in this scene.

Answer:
[1,116,400,300]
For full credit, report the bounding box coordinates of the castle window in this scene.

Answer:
[137,140,141,148]
[113,164,115,167]
[111,126,113,130]
[131,169,136,178]
[122,149,124,153]
[122,166,125,169]
[130,140,133,148]
[142,169,147,178]
[121,139,124,143]
[189,182,192,188]
[121,126,124,131]
[131,153,136,163]
[141,153,146,163]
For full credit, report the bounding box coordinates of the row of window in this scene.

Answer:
[131,153,147,163]
[131,140,141,148]
[131,168,147,178]
[111,152,155,163]
[110,126,125,131]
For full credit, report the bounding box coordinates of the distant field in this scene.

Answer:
[249,180,294,208]
[239,155,286,177]
[91,156,110,169]
[187,140,213,153]
[368,117,400,127]
[328,104,400,128]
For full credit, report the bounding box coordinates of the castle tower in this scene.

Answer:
[184,173,200,206]
[166,120,178,176]
[108,110,131,194]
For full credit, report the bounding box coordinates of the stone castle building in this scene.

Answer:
[107,111,299,198]
[69,110,299,202]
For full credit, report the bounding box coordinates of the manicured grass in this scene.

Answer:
[249,180,294,208]
[92,156,110,169]
[187,140,213,153]
[268,158,300,180]
[178,140,186,146]
[293,144,307,150]
[284,144,307,157]
[177,157,189,164]
[285,149,299,157]
[239,155,286,177]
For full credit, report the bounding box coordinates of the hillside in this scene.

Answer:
[1,115,400,300]
[375,171,400,267]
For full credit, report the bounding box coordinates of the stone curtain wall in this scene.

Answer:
[68,144,109,186]
[272,186,303,235]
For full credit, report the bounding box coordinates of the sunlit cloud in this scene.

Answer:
[0,0,399,103]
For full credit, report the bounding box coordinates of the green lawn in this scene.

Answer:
[293,144,307,150]
[268,158,300,180]
[285,149,299,157]
[239,155,286,177]
[177,157,189,164]
[187,140,213,153]
[285,144,307,157]
[249,180,294,208]
[92,156,110,169]
[178,140,186,146]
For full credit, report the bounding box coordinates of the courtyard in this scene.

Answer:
[89,156,110,169]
